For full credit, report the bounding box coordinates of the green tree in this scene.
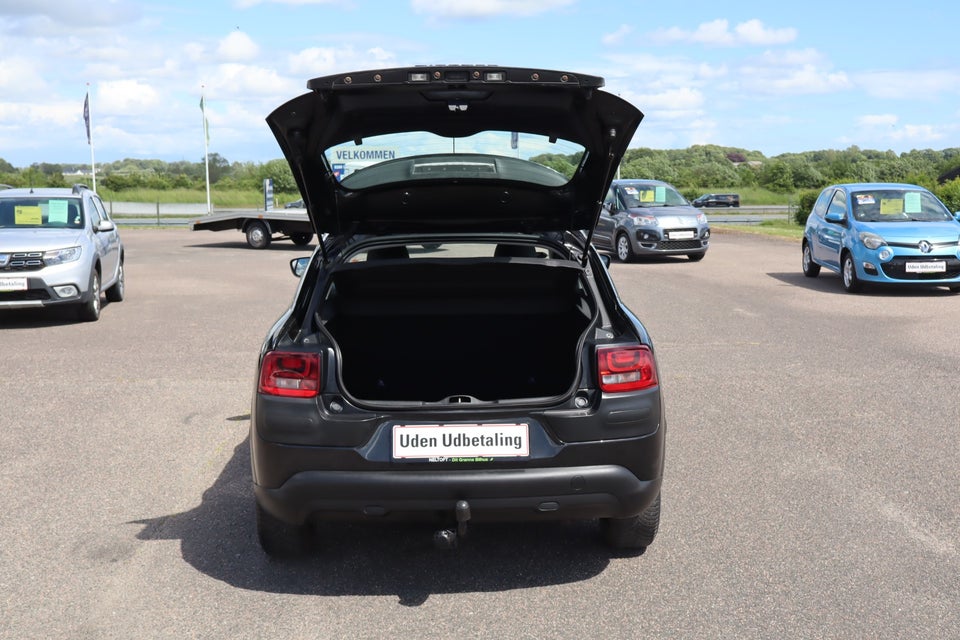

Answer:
[759,160,794,193]
[935,179,960,212]
[257,159,297,193]
[204,152,231,183]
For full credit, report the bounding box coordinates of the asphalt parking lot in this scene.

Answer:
[1,228,958,639]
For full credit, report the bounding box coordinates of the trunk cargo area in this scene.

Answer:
[322,260,593,402]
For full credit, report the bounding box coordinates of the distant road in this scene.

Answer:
[114,207,263,227]
[114,205,792,227]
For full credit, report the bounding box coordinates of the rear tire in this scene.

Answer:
[246,221,271,249]
[256,501,311,557]
[601,493,660,550]
[77,270,101,322]
[290,232,313,246]
[802,242,820,277]
[105,261,125,302]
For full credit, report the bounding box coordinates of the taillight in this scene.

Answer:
[258,351,321,398]
[597,345,658,392]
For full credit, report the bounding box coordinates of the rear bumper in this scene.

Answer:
[254,464,662,525]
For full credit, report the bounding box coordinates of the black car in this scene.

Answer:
[251,66,665,556]
[691,193,739,208]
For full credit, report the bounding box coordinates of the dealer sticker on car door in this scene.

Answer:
[393,423,529,460]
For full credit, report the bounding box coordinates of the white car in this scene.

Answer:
[0,184,124,321]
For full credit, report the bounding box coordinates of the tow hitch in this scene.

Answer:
[432,500,471,550]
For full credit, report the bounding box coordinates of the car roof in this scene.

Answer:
[267,65,644,236]
[0,186,89,198]
[614,179,669,184]
[831,182,931,192]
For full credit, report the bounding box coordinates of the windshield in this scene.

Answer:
[325,131,584,189]
[0,197,83,229]
[619,183,688,208]
[851,189,952,222]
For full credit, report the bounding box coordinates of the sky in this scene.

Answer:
[1,0,958,168]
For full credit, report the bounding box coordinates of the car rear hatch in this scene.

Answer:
[265,66,643,238]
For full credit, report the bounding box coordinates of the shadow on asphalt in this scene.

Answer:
[185,240,313,252]
[768,271,960,297]
[132,437,631,604]
[0,300,121,328]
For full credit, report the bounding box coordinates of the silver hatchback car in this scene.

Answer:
[0,184,124,321]
[594,179,710,261]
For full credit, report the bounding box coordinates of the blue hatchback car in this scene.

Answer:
[802,183,960,293]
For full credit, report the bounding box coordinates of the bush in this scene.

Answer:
[935,179,960,213]
[792,189,821,226]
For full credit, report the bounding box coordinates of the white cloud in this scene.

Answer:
[738,49,851,95]
[886,124,946,143]
[634,87,705,112]
[97,80,160,114]
[288,47,339,76]
[652,18,796,47]
[602,25,633,46]
[0,56,48,92]
[288,45,397,77]
[734,19,797,46]
[234,0,338,6]
[410,0,574,19]
[0,0,141,29]
[217,31,260,62]
[603,53,727,94]
[202,63,300,99]
[858,114,898,127]
[854,70,960,99]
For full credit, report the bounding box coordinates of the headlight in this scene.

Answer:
[859,232,887,250]
[43,246,82,265]
[629,214,658,226]
[697,213,708,225]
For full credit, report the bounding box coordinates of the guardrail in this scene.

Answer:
[109,204,263,226]
[110,203,795,226]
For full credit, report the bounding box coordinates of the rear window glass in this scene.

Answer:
[324,131,584,189]
[347,242,554,262]
[0,198,83,229]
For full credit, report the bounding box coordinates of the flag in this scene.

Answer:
[83,93,91,144]
[200,96,209,144]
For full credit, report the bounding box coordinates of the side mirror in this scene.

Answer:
[290,256,310,277]
[824,211,846,224]
[96,220,116,232]
[602,202,615,214]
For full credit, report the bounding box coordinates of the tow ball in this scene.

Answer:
[432,500,471,550]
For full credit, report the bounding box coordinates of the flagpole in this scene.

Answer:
[200,87,211,214]
[85,83,98,191]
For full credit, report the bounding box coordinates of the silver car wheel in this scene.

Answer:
[842,253,861,293]
[106,262,125,302]
[802,243,820,277]
[616,234,633,262]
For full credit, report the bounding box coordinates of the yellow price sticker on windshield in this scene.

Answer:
[879,198,903,214]
[14,206,42,225]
